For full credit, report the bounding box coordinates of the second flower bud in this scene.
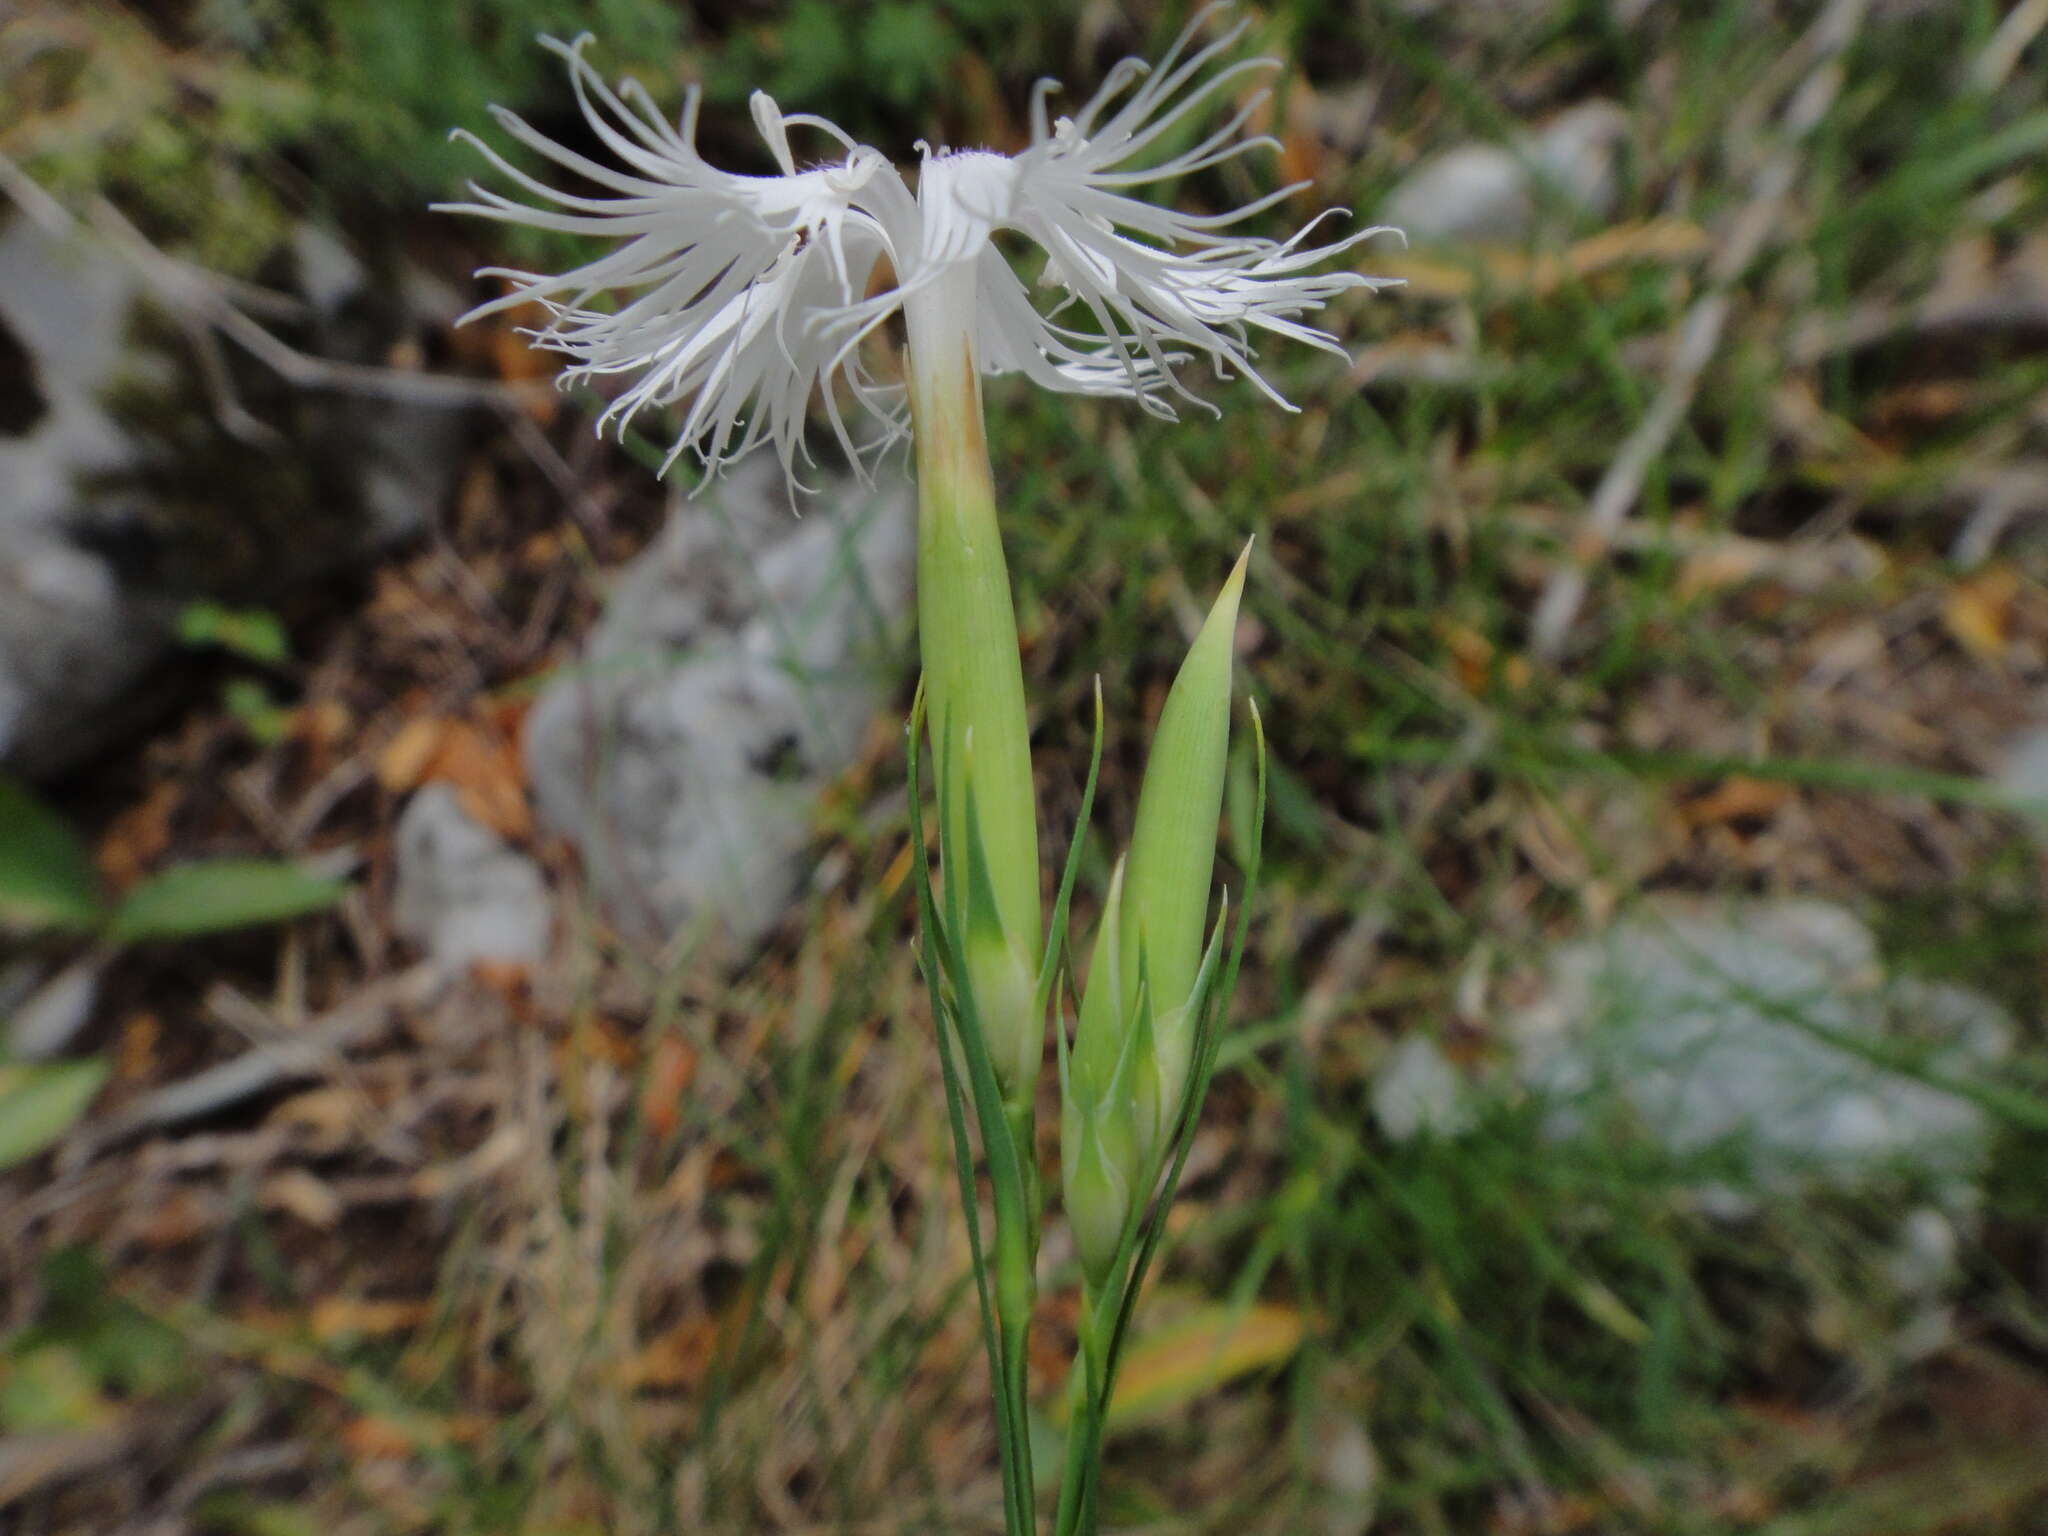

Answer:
[1063,545,1249,1286]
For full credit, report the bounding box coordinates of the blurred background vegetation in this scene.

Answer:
[4,0,2048,1532]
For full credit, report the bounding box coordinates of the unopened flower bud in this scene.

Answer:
[1062,1082,1138,1290]
[1069,856,1128,1113]
[1118,543,1248,1159]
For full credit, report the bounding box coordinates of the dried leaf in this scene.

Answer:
[96,782,179,892]
[1105,1301,1308,1428]
[1439,621,1530,694]
[133,1188,220,1248]
[340,1415,419,1460]
[617,1316,720,1391]
[1943,566,2019,661]
[290,699,353,749]
[268,1086,360,1144]
[380,716,532,840]
[263,1170,343,1228]
[1681,776,1795,829]
[376,717,448,795]
[116,1012,160,1082]
[1379,218,1710,300]
[311,1298,433,1341]
[639,1036,699,1141]
[430,721,531,842]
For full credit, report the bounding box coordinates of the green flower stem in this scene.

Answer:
[906,263,1043,1533]
[1008,1099,1043,1240]
[1053,1280,1120,1536]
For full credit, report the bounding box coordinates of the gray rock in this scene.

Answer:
[1370,1034,1473,1143]
[392,784,551,969]
[522,459,913,954]
[1995,717,2048,830]
[1507,898,2013,1188]
[1305,1411,1380,1536]
[3,956,101,1062]
[0,530,164,776]
[0,216,167,775]
[1382,100,1628,245]
[0,211,464,776]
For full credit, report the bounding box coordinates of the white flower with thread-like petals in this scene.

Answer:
[440,4,1397,484]
[435,33,914,481]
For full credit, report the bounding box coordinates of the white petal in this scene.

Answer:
[957,3,1396,412]
[439,35,911,483]
[912,150,1020,266]
[972,248,1178,405]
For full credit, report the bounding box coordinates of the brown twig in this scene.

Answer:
[57,964,446,1167]
[0,148,544,412]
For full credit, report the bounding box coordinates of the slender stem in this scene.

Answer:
[988,1088,1038,1531]
[1007,1097,1043,1246]
[1053,1284,1117,1536]
[907,262,1042,1533]
[1053,1393,1094,1534]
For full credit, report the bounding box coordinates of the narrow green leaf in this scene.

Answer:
[1038,676,1107,1021]
[907,683,1033,1536]
[0,774,103,932]
[0,1344,113,1431]
[108,860,344,943]
[176,600,291,665]
[1069,855,1128,1111]
[189,1495,326,1536]
[0,1057,110,1169]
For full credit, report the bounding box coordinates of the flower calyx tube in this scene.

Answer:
[909,259,1045,1114]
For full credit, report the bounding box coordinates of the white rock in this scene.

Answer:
[1995,718,2048,830]
[0,212,465,776]
[292,222,368,317]
[392,784,551,969]
[1508,898,2011,1187]
[1370,1034,1473,1142]
[1306,1411,1380,1536]
[0,215,165,775]
[1886,1206,1962,1298]
[3,956,100,1061]
[1382,100,1628,244]
[1384,144,1533,244]
[523,459,913,954]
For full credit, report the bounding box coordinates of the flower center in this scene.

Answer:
[915,149,1021,264]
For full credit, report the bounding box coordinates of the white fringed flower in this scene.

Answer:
[436,34,913,479]
[955,4,1396,416]
[442,4,1395,481]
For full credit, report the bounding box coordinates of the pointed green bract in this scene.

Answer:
[1065,858,1143,1286]
[1069,857,1127,1110]
[1062,1084,1137,1290]
[1118,543,1249,1159]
